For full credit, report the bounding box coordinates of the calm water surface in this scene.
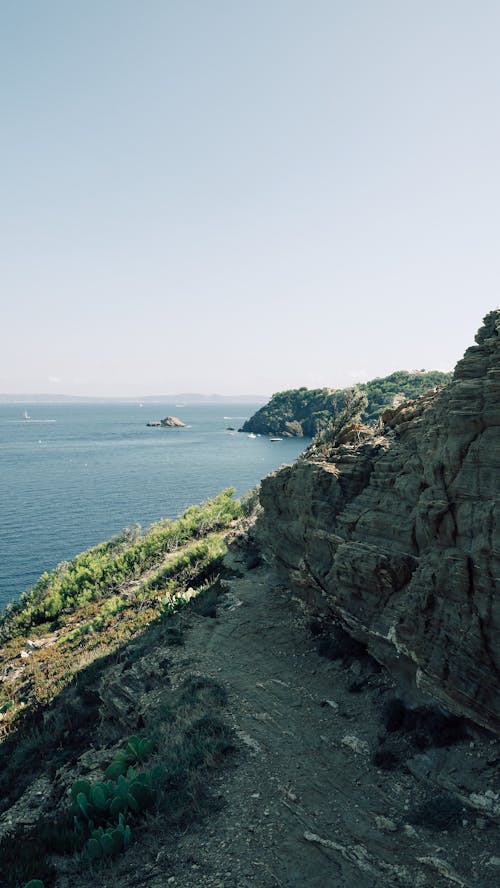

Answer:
[0,403,307,611]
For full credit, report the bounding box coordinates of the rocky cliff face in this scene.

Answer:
[255,311,500,735]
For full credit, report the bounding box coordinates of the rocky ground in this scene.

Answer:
[25,543,494,888]
[5,315,499,887]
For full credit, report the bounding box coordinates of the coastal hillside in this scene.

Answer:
[0,319,498,888]
[4,545,500,888]
[239,370,451,437]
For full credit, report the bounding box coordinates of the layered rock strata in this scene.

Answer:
[255,311,500,734]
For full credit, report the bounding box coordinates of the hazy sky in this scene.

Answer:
[2,1,499,397]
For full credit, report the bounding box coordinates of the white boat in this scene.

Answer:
[247,433,257,439]
[21,409,55,423]
[270,437,283,442]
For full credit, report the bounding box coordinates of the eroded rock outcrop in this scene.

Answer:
[255,311,500,734]
[146,415,187,427]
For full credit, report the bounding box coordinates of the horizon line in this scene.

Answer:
[0,392,271,402]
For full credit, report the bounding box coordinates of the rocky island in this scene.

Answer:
[146,415,187,428]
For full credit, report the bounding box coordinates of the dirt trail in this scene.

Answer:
[116,550,499,888]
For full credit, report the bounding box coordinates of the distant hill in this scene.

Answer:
[240,370,452,437]
[0,392,267,405]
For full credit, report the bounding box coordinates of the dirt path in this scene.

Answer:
[4,533,497,887]
[118,550,499,888]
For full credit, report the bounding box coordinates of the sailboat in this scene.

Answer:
[21,409,56,423]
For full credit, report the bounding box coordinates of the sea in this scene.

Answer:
[0,402,308,613]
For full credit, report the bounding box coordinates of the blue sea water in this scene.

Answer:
[0,402,307,612]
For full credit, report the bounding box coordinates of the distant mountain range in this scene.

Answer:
[0,393,268,405]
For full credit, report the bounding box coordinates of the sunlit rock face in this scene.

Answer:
[256,311,500,734]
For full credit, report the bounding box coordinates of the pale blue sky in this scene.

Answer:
[1,1,499,396]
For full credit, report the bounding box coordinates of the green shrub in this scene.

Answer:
[104,734,155,780]
[0,489,241,638]
[84,812,131,860]
[1,671,234,883]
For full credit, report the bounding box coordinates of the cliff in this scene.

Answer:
[255,311,500,735]
[0,333,499,886]
[240,387,335,436]
[240,371,451,437]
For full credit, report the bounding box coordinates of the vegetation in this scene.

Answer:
[240,387,336,437]
[240,370,451,437]
[0,487,242,886]
[0,488,240,639]
[359,369,451,423]
[0,490,241,735]
[1,669,235,887]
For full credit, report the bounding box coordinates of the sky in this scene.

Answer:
[1,0,499,397]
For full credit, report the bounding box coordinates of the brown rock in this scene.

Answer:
[255,311,500,734]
